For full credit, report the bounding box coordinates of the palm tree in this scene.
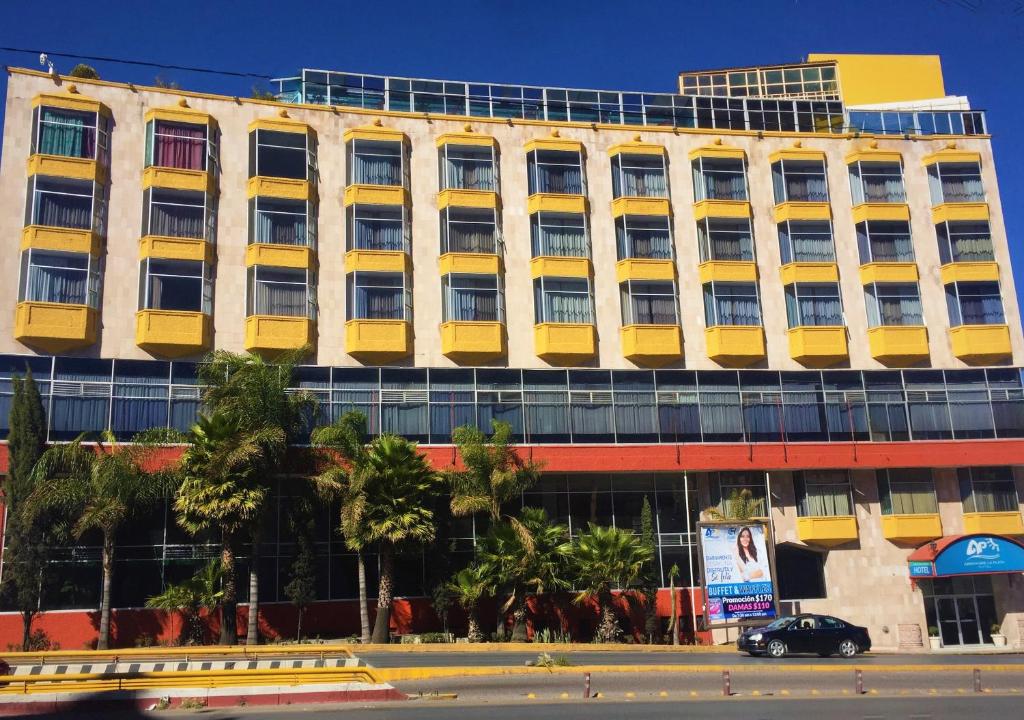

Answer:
[23,432,174,650]
[571,524,653,643]
[447,564,493,643]
[146,559,224,645]
[705,488,765,521]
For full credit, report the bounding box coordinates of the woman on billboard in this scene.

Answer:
[734,526,766,582]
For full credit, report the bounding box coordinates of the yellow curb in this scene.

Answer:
[658,691,668,697]
[356,642,734,654]
[625,692,636,698]
[811,689,820,695]
[560,692,569,699]
[527,693,536,699]
[780,689,790,696]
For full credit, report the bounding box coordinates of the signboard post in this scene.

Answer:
[697,520,779,630]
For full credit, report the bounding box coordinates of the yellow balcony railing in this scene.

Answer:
[698,260,757,284]
[527,193,587,215]
[144,165,215,194]
[621,325,682,367]
[21,226,102,256]
[139,236,212,263]
[343,184,407,207]
[530,256,591,279]
[939,261,999,285]
[962,511,1024,536]
[932,202,989,224]
[773,201,831,223]
[535,323,597,365]
[881,514,943,544]
[244,316,315,355]
[692,199,751,221]
[345,249,409,274]
[346,319,412,362]
[441,321,506,363]
[779,262,839,285]
[439,252,500,276]
[859,262,918,285]
[851,202,910,224]
[15,302,98,352]
[950,325,1012,365]
[248,176,315,201]
[787,326,848,367]
[245,243,316,270]
[797,516,858,547]
[611,196,670,218]
[437,189,499,210]
[616,258,675,283]
[27,154,106,184]
[867,326,930,366]
[136,310,211,357]
[705,326,766,367]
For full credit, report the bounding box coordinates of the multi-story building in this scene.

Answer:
[1,53,1023,650]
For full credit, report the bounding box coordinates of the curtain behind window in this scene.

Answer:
[256,207,307,246]
[255,278,306,316]
[797,472,852,516]
[536,165,582,194]
[447,220,495,253]
[39,109,94,158]
[35,191,91,229]
[151,201,204,239]
[28,262,87,304]
[449,288,498,321]
[620,168,667,198]
[445,158,495,191]
[356,286,403,319]
[154,122,205,170]
[354,155,401,185]
[626,290,676,325]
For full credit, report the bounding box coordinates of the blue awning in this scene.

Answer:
[908,534,1024,578]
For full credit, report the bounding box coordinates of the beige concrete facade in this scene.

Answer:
[2,69,1021,370]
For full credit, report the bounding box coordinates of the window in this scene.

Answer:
[708,472,767,517]
[778,221,834,263]
[18,249,100,307]
[246,266,315,318]
[348,138,404,187]
[250,129,314,180]
[620,281,678,326]
[849,161,905,204]
[857,221,914,263]
[959,467,1019,513]
[138,259,210,313]
[612,153,667,198]
[946,281,1004,326]
[795,470,852,517]
[439,144,496,191]
[347,205,407,253]
[534,277,593,324]
[251,197,314,247]
[785,283,843,327]
[143,188,211,241]
[441,207,499,254]
[442,274,502,322]
[527,148,584,195]
[703,282,761,327]
[691,156,747,202]
[877,469,937,515]
[616,215,672,260]
[697,218,754,262]
[531,212,589,257]
[27,176,102,232]
[865,283,923,327]
[937,221,994,264]
[146,120,209,171]
[33,106,106,162]
[772,159,828,203]
[776,544,826,600]
[928,162,983,204]
[347,272,409,321]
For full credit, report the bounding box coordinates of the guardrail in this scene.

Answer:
[3,643,354,666]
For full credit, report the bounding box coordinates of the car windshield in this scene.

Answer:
[764,617,794,630]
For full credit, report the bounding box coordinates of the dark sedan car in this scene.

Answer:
[737,614,871,658]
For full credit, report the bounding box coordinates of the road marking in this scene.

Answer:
[658,691,668,697]
[559,692,568,699]
[689,691,698,697]
[780,689,790,696]
[868,689,878,695]
[811,689,820,695]
[625,692,635,698]
[956,688,966,694]
[526,693,536,699]
[751,690,761,696]
[929,688,937,694]
[841,689,849,695]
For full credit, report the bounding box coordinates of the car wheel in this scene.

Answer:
[838,639,858,658]
[767,639,787,658]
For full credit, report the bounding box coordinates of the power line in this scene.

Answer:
[0,46,273,80]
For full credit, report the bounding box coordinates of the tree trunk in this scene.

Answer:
[220,532,238,645]
[510,592,529,642]
[97,533,114,650]
[21,611,33,652]
[595,590,620,643]
[245,535,260,646]
[357,549,370,644]
[669,583,679,646]
[296,607,304,642]
[370,545,393,644]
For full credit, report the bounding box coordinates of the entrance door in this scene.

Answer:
[955,598,981,645]
[936,597,961,646]
[934,595,983,646]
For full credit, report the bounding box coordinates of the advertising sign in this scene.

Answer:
[697,521,778,628]
[932,535,1024,577]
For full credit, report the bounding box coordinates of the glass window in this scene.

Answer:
[857,221,914,263]
[928,162,984,204]
[616,215,672,260]
[251,129,311,180]
[620,280,678,326]
[959,467,1019,513]
[849,161,905,204]
[531,212,588,258]
[348,138,403,187]
[347,271,408,321]
[778,221,834,263]
[146,120,208,171]
[691,157,747,202]
[776,543,826,600]
[703,282,761,327]
[785,283,843,328]
[937,221,994,265]
[612,153,667,198]
[441,207,498,255]
[708,472,767,517]
[29,175,97,231]
[772,159,828,203]
[251,197,313,247]
[247,266,315,318]
[946,281,1005,326]
[144,188,209,240]
[347,204,407,252]
[439,144,496,191]
[527,148,584,195]
[795,470,852,517]
[18,249,99,307]
[442,274,502,322]
[697,218,753,262]
[865,283,923,327]
[534,277,593,324]
[139,258,210,314]
[35,106,101,160]
[877,469,937,514]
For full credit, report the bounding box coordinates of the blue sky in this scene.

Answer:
[2,0,1022,300]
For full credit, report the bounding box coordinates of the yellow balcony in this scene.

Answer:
[437,189,499,210]
[143,166,215,194]
[932,202,989,224]
[436,132,496,149]
[621,325,682,367]
[439,252,501,276]
[616,258,675,283]
[245,243,316,270]
[705,326,766,367]
[21,226,101,256]
[345,249,410,274]
[346,319,412,362]
[779,262,839,285]
[343,184,407,207]
[698,260,757,284]
[27,154,105,184]
[797,516,859,547]
[868,326,930,366]
[859,262,919,285]
[244,316,315,355]
[692,199,751,221]
[787,326,849,367]
[962,511,1024,536]
[534,323,597,365]
[527,193,587,215]
[950,325,1012,365]
[441,321,506,363]
[15,302,98,352]
[773,202,832,223]
[881,514,943,544]
[136,310,211,357]
[851,203,911,224]
[940,261,1000,285]
[139,236,213,263]
[247,176,315,202]
[610,197,671,218]
[530,256,591,279]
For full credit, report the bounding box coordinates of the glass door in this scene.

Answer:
[936,597,961,646]
[934,595,984,646]
[955,598,981,645]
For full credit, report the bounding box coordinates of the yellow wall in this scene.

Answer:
[807,53,945,106]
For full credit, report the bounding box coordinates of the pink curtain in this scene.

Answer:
[155,121,205,170]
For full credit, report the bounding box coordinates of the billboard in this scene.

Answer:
[697,521,778,628]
